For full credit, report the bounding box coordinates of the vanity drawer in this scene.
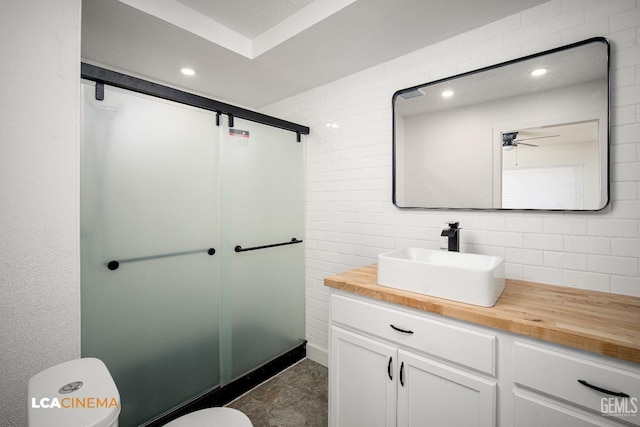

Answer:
[331,293,496,375]
[514,341,640,425]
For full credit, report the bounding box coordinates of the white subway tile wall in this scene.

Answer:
[262,0,640,356]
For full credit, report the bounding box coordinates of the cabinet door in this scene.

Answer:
[397,350,496,427]
[514,389,623,427]
[330,326,397,427]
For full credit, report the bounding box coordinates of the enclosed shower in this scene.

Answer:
[80,65,308,426]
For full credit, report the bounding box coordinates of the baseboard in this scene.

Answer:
[305,343,328,367]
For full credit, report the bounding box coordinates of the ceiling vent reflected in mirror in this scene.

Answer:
[399,88,425,99]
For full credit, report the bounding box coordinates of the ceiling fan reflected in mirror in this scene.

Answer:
[502,131,560,151]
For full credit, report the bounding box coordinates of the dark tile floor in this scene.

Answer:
[227,358,328,427]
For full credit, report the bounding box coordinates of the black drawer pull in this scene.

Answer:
[400,362,405,386]
[578,380,630,398]
[387,357,393,380]
[390,324,414,334]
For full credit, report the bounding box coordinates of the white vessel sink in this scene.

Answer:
[377,248,505,307]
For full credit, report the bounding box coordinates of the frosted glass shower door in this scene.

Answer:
[81,83,220,426]
[219,117,305,383]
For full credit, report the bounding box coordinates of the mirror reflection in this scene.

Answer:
[393,38,609,210]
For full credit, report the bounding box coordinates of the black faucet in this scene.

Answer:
[441,222,460,252]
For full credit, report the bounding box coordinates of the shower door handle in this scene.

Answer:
[107,247,216,270]
[234,238,303,253]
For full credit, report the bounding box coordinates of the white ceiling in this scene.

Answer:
[515,120,599,147]
[81,0,548,109]
[176,0,315,39]
[396,40,608,116]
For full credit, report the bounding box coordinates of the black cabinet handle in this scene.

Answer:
[387,357,393,380]
[578,380,630,398]
[390,324,414,334]
[400,362,405,386]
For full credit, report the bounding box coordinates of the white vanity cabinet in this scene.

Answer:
[511,340,640,427]
[330,326,396,427]
[326,264,640,427]
[329,292,497,427]
[329,290,640,427]
[396,349,496,427]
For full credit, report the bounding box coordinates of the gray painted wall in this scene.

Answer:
[0,1,81,425]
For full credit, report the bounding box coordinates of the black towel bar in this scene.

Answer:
[107,247,216,270]
[235,238,303,253]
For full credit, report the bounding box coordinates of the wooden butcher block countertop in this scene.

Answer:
[325,264,640,364]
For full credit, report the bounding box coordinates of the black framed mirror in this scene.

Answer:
[392,37,609,211]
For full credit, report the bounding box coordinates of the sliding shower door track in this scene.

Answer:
[81,63,310,140]
[141,340,307,427]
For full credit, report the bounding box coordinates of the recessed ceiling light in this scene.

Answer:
[441,90,454,98]
[180,67,196,76]
[531,68,547,77]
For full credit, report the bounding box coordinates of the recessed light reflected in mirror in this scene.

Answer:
[530,68,547,77]
[180,67,196,76]
[441,90,454,98]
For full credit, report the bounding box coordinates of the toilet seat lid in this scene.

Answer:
[164,407,252,427]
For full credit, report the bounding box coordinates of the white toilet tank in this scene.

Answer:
[28,358,120,427]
